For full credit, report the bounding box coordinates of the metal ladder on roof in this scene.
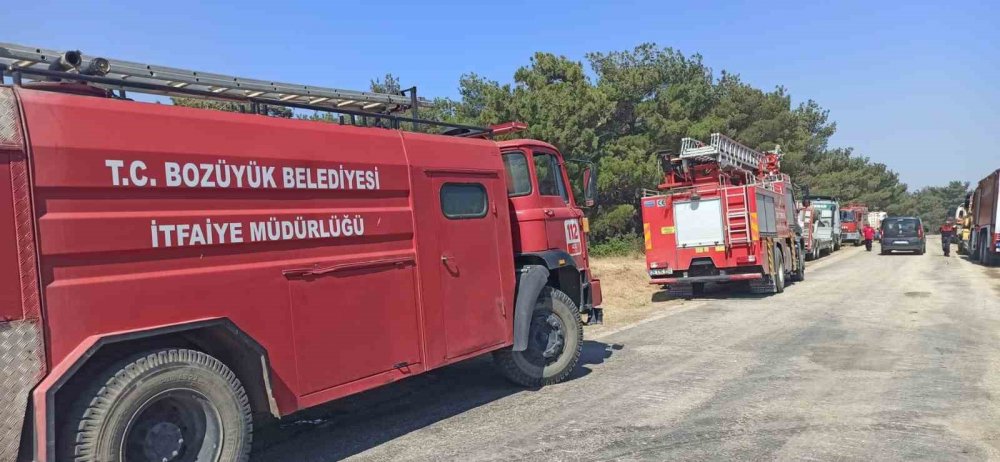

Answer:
[724,186,752,246]
[680,133,765,174]
[0,42,427,114]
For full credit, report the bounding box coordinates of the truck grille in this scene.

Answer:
[0,320,44,461]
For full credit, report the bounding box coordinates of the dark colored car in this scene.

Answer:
[880,216,926,255]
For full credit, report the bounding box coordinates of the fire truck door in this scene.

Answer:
[434,175,508,358]
[532,151,584,259]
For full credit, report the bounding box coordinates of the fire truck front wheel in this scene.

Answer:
[493,287,583,387]
[60,348,252,462]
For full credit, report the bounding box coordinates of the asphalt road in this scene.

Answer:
[254,237,1000,461]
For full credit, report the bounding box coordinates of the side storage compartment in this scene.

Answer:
[287,256,422,394]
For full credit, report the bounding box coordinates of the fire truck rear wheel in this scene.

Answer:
[493,286,583,387]
[61,348,252,462]
[791,246,805,282]
[773,251,785,293]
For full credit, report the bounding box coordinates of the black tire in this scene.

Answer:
[493,287,583,387]
[773,250,785,293]
[791,245,805,282]
[691,282,705,297]
[61,349,252,462]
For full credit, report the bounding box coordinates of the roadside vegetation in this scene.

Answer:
[176,43,970,254]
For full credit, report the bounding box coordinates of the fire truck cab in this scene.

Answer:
[0,43,601,461]
[642,134,805,297]
[840,203,869,246]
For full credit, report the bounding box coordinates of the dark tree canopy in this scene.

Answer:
[172,43,968,243]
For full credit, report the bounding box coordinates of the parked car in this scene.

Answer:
[880,216,926,255]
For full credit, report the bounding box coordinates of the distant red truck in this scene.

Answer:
[642,134,805,297]
[969,168,1000,265]
[0,44,603,461]
[840,203,869,245]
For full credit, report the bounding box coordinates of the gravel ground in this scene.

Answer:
[254,237,1000,461]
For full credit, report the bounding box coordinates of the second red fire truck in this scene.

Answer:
[642,134,805,297]
[840,203,869,246]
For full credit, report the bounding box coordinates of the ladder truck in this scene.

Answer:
[642,134,805,297]
[0,43,603,461]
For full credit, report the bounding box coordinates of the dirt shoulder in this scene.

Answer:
[585,254,684,337]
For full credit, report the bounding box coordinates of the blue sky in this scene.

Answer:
[4,0,997,188]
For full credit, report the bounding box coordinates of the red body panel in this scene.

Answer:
[15,87,522,416]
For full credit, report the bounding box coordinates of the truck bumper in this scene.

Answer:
[882,241,924,252]
[649,273,762,285]
[843,232,860,241]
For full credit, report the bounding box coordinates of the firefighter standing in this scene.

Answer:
[940,219,956,256]
[862,223,876,252]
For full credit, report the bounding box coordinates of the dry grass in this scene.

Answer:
[589,253,676,332]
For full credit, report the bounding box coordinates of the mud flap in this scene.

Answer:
[586,308,603,325]
[512,265,550,352]
[666,284,693,298]
[749,278,778,294]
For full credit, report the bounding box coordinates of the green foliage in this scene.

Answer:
[170,97,292,118]
[419,43,962,245]
[168,45,966,247]
[588,234,644,258]
[889,181,969,232]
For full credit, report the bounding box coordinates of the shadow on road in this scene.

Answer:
[252,340,618,461]
[651,281,773,302]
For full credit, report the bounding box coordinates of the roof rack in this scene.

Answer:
[0,42,492,137]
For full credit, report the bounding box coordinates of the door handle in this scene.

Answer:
[441,253,458,271]
[544,209,555,217]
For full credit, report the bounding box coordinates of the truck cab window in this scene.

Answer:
[441,183,488,219]
[502,152,531,196]
[533,152,569,203]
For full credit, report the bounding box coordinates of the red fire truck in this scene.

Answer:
[0,43,603,461]
[642,134,805,297]
[840,203,869,246]
[968,168,1000,266]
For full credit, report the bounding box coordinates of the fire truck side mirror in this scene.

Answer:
[582,166,597,207]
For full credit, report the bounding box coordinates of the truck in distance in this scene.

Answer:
[642,134,805,297]
[0,43,603,462]
[967,168,1000,265]
[804,196,842,252]
[840,203,869,246]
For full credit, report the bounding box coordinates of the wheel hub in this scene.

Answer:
[528,312,565,364]
[124,390,222,462]
[143,422,184,461]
